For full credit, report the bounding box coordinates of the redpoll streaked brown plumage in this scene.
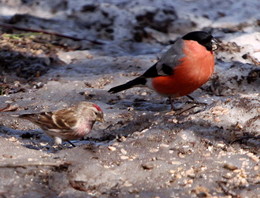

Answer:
[18,101,104,146]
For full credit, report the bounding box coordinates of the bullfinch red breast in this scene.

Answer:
[108,31,218,109]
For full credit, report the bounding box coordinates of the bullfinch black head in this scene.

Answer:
[182,31,218,51]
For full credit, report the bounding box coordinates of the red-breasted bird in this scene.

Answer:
[17,102,104,146]
[108,31,218,109]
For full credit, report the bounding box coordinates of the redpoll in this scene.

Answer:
[18,101,104,146]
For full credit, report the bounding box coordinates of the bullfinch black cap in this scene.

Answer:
[182,31,217,51]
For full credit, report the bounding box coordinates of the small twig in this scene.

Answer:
[0,161,70,168]
[69,180,89,192]
[217,181,238,197]
[186,95,195,101]
[230,135,260,144]
[175,104,197,115]
[0,23,104,45]
[242,53,260,66]
[0,104,19,112]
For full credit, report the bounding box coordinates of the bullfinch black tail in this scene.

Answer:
[108,77,147,93]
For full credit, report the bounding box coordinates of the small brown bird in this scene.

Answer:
[18,101,104,146]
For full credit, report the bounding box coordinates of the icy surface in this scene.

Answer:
[0,0,259,197]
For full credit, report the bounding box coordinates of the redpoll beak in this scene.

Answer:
[96,117,104,122]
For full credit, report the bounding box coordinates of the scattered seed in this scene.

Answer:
[151,157,157,161]
[141,163,154,170]
[247,153,259,163]
[235,123,243,129]
[169,150,174,154]
[172,118,178,123]
[108,146,117,151]
[120,148,127,155]
[216,143,225,148]
[170,161,181,165]
[223,163,238,171]
[214,117,221,122]
[103,165,110,169]
[223,172,233,179]
[120,156,129,160]
[149,148,159,153]
[178,152,185,158]
[8,137,18,142]
[123,180,133,187]
[169,170,175,174]
[186,168,195,178]
[117,136,127,142]
[160,143,169,148]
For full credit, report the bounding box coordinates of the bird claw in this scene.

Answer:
[185,100,207,106]
[67,140,76,147]
[165,110,176,115]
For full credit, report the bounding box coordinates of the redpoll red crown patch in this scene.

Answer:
[92,104,102,112]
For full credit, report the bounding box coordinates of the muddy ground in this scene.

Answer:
[0,0,259,197]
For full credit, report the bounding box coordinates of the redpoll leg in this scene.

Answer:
[67,141,76,147]
[54,137,62,145]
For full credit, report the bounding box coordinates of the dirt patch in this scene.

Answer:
[0,0,259,197]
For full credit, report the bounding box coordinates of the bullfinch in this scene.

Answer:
[108,31,218,109]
